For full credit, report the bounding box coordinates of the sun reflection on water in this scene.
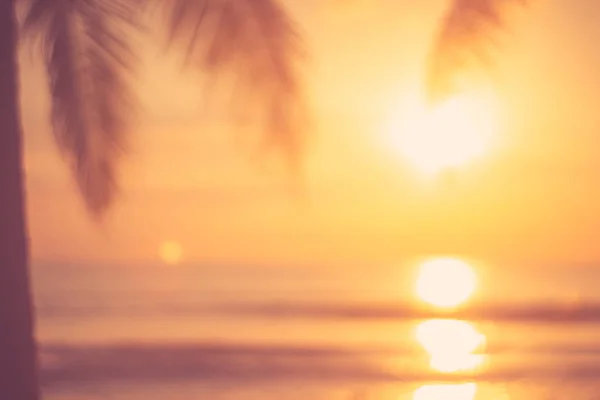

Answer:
[415,319,486,373]
[413,319,486,399]
[413,383,477,400]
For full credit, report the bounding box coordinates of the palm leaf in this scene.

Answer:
[427,0,530,102]
[22,0,141,215]
[164,0,308,168]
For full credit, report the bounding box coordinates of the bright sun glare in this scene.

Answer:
[416,258,477,308]
[386,91,499,175]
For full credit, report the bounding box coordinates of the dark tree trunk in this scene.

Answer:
[0,0,41,399]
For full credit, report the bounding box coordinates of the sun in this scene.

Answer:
[415,258,477,308]
[386,91,499,176]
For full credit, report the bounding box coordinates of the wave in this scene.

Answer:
[213,301,600,324]
[39,341,600,388]
[38,300,600,324]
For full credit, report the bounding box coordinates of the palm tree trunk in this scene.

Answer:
[0,0,41,399]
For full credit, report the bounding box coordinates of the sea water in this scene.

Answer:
[33,263,600,400]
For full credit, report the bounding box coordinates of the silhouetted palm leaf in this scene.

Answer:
[22,0,307,215]
[165,0,308,168]
[23,0,141,215]
[428,0,530,102]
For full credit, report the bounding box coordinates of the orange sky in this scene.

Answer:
[20,0,600,269]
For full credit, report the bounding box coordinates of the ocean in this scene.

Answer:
[32,262,600,400]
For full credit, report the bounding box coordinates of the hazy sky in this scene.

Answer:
[20,0,600,270]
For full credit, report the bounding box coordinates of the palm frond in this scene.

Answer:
[427,0,530,102]
[164,0,308,168]
[22,0,141,215]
